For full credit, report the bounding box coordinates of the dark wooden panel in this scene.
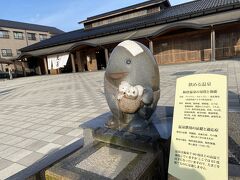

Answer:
[153,23,240,64]
[153,30,211,64]
[216,24,240,59]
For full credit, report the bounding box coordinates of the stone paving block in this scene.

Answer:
[36,125,52,132]
[0,133,8,139]
[32,132,50,140]
[45,126,63,133]
[56,127,74,135]
[0,147,21,158]
[0,135,18,145]
[10,136,26,144]
[0,163,25,180]
[15,139,38,148]
[49,120,63,126]
[18,152,44,167]
[0,159,13,171]
[21,130,40,138]
[42,134,63,143]
[27,124,44,130]
[25,140,49,151]
[66,128,83,137]
[59,116,73,121]
[37,143,61,155]
[0,144,11,152]
[57,121,72,127]
[5,149,32,162]
[0,126,13,133]
[6,127,22,134]
[13,129,32,136]
[19,122,35,128]
[53,135,76,145]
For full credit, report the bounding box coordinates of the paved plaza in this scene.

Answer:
[0,60,240,179]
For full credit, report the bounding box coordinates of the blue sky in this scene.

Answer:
[0,0,192,32]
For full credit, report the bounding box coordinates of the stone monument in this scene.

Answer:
[104,40,160,131]
[44,40,171,180]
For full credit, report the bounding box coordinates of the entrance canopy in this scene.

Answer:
[18,41,99,59]
[18,43,75,59]
[0,58,13,64]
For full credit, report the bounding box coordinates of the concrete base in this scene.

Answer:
[44,141,165,180]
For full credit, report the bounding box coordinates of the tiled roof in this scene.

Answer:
[81,0,170,23]
[0,19,64,34]
[21,0,240,52]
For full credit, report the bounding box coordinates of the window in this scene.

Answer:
[1,49,12,57]
[27,33,36,40]
[0,30,9,39]
[39,34,48,41]
[16,49,21,55]
[13,31,24,40]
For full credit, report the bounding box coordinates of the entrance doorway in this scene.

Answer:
[96,49,106,70]
[60,57,72,74]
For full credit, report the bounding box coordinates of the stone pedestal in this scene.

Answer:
[45,140,165,180]
[43,107,173,180]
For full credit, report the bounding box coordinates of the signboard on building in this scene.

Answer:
[168,74,228,180]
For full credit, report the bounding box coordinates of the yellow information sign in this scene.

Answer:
[168,74,228,180]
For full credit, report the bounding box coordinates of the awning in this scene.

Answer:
[0,58,14,64]
[18,41,98,59]
[18,23,210,59]
[18,31,139,58]
[19,43,75,58]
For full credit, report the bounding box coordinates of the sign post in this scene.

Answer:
[169,74,228,180]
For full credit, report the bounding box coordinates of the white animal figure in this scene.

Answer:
[119,81,130,93]
[117,81,146,113]
[135,85,144,97]
[117,81,130,100]
[126,86,139,99]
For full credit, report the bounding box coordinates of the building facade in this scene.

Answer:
[20,0,240,76]
[0,19,64,76]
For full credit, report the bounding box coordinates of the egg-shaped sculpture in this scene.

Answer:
[104,40,160,131]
